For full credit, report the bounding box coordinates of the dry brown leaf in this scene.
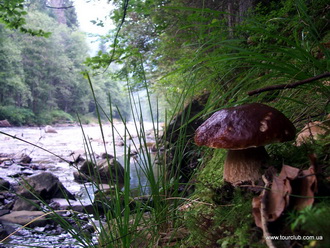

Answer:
[252,164,317,228]
[265,165,299,222]
[291,166,317,210]
[252,195,262,228]
[279,164,300,180]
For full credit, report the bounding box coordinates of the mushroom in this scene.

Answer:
[194,103,296,185]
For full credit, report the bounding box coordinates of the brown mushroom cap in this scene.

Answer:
[195,103,296,149]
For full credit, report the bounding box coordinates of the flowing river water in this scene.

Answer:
[0,122,159,247]
[0,122,157,194]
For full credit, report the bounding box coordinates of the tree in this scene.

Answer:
[0,0,50,36]
[0,25,30,107]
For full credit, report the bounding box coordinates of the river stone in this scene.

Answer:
[44,125,57,133]
[15,172,75,201]
[0,119,11,127]
[0,178,10,191]
[0,222,9,240]
[0,211,50,227]
[74,158,125,185]
[18,154,32,164]
[12,198,40,211]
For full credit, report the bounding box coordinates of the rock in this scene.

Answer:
[0,209,10,217]
[50,198,95,214]
[73,171,90,183]
[19,154,32,164]
[164,92,210,187]
[12,198,40,211]
[0,222,9,240]
[44,125,57,133]
[101,153,114,159]
[0,211,50,227]
[0,119,11,127]
[0,192,16,210]
[74,158,125,185]
[0,156,12,164]
[0,178,10,191]
[15,172,75,201]
[115,140,125,146]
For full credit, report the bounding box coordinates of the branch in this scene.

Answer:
[248,72,330,96]
[46,5,74,9]
[260,175,276,248]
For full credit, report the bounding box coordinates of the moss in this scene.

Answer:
[184,188,263,247]
[197,149,226,190]
[267,132,330,175]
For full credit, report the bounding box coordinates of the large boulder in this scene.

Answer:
[74,157,125,186]
[0,211,50,227]
[13,172,75,211]
[163,92,210,187]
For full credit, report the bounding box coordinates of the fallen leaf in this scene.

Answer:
[252,164,317,228]
[291,166,317,210]
[252,195,262,228]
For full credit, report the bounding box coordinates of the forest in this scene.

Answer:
[0,0,329,247]
[0,0,130,125]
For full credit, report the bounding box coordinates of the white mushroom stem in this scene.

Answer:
[223,146,269,185]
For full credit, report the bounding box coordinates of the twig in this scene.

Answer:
[46,5,74,9]
[260,175,276,248]
[248,72,330,96]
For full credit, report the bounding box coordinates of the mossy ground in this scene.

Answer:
[179,133,330,247]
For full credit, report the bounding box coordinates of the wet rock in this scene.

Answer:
[15,172,75,201]
[29,164,46,170]
[73,171,90,183]
[164,92,210,188]
[0,209,10,216]
[0,222,9,240]
[0,156,12,165]
[0,192,16,210]
[101,153,114,159]
[19,154,32,164]
[44,125,57,133]
[0,178,10,191]
[0,211,50,227]
[49,198,94,214]
[74,158,125,185]
[12,198,40,211]
[115,140,125,146]
[0,119,11,127]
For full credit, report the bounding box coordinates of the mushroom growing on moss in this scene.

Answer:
[194,103,296,185]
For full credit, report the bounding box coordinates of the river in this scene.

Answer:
[0,122,158,195]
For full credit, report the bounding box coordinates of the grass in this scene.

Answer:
[1,0,329,246]
[0,71,193,248]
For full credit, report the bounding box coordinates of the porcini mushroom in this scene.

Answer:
[194,103,296,185]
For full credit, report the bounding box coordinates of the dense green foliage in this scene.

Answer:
[0,0,129,125]
[0,0,329,247]
[84,0,329,246]
[89,0,329,123]
[0,0,50,36]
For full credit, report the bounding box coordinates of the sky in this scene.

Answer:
[72,0,115,54]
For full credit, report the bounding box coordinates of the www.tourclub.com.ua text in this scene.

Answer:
[265,235,323,241]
